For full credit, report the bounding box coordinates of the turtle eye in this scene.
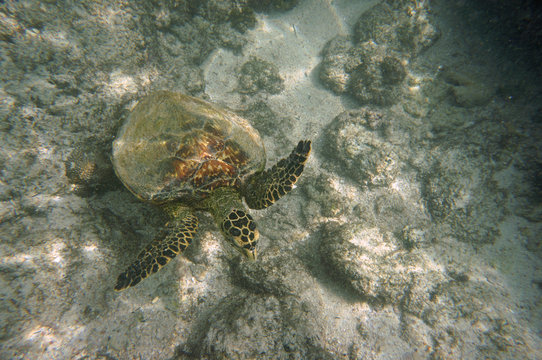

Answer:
[164,139,179,153]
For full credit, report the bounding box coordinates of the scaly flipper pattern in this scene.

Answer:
[221,209,259,260]
[244,140,311,210]
[115,213,198,291]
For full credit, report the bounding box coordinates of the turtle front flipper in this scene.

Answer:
[244,140,311,210]
[114,211,198,291]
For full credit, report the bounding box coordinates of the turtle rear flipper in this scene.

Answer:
[244,140,311,210]
[114,212,198,291]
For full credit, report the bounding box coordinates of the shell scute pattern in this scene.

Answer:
[167,129,250,195]
[113,91,265,204]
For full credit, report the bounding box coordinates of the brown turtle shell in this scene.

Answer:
[112,91,265,204]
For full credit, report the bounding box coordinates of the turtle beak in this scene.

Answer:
[243,247,257,261]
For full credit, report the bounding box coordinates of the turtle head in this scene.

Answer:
[221,209,259,260]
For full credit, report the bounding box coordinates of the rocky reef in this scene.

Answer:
[0,1,540,359]
[319,0,439,106]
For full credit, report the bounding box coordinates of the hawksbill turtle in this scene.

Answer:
[112,91,311,290]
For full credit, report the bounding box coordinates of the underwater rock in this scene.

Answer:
[353,1,395,44]
[348,44,406,106]
[0,89,16,125]
[318,0,439,106]
[354,1,440,56]
[248,0,299,12]
[229,5,257,33]
[230,253,313,297]
[238,56,284,95]
[302,173,350,219]
[152,1,255,64]
[422,168,458,221]
[451,83,495,108]
[319,36,360,94]
[239,100,284,138]
[440,68,495,107]
[319,221,444,304]
[402,73,450,118]
[325,109,400,186]
[183,293,329,359]
[215,22,249,53]
[165,19,218,64]
[372,191,416,233]
[319,37,407,106]
[424,280,531,359]
[380,56,407,85]
[514,149,542,224]
[65,137,118,196]
[401,225,430,250]
[421,150,503,244]
[162,1,256,54]
[11,3,146,72]
[196,0,237,23]
[317,220,527,360]
[230,254,315,297]
[0,12,21,42]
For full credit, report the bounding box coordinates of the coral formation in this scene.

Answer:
[181,294,327,359]
[324,109,400,186]
[319,221,532,359]
[318,36,358,94]
[348,44,406,106]
[320,221,443,304]
[248,0,299,12]
[319,0,439,106]
[238,56,284,95]
[354,1,440,56]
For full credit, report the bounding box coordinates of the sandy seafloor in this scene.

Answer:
[0,0,541,359]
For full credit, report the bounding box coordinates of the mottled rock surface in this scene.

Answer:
[180,294,329,359]
[238,56,284,95]
[354,1,440,56]
[320,221,445,304]
[319,0,439,106]
[324,109,400,186]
